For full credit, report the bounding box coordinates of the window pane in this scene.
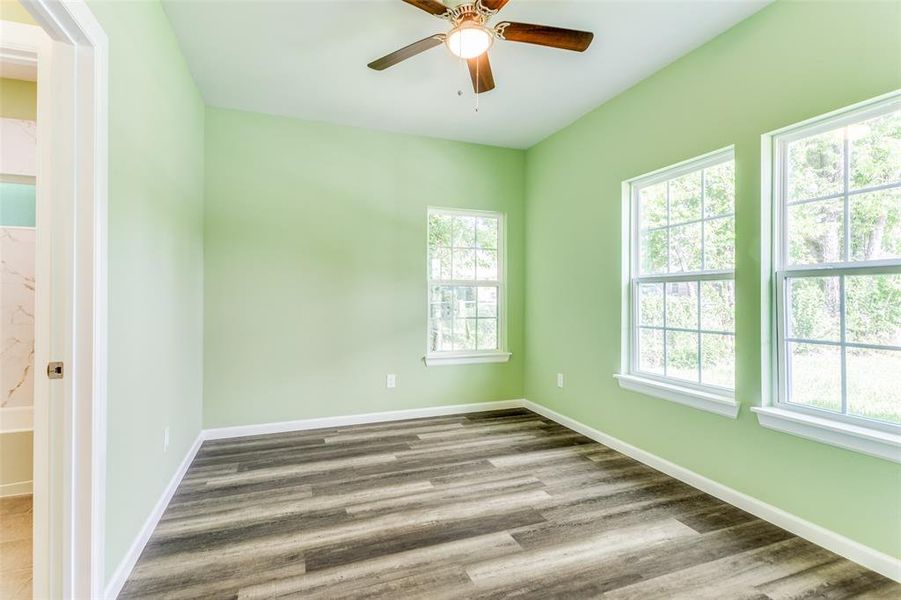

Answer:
[704,161,735,218]
[700,280,735,332]
[640,229,667,275]
[666,281,698,329]
[476,217,498,249]
[452,215,476,247]
[669,222,702,272]
[850,188,901,261]
[787,342,841,413]
[429,246,451,280]
[704,216,734,270]
[429,214,453,248]
[845,273,901,346]
[430,286,454,320]
[669,171,702,224]
[638,328,664,375]
[787,128,843,201]
[454,286,476,318]
[452,248,475,280]
[701,333,734,388]
[639,183,667,229]
[430,319,453,352]
[476,249,498,281]
[666,330,699,382]
[477,319,498,350]
[847,347,901,424]
[454,318,477,350]
[429,210,503,356]
[477,286,497,318]
[787,276,841,342]
[849,110,901,190]
[638,283,663,327]
[787,199,844,265]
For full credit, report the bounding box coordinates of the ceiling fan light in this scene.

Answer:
[446,23,493,59]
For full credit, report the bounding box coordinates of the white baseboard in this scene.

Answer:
[521,399,901,583]
[0,480,32,497]
[104,433,204,600]
[202,400,525,441]
[103,397,899,599]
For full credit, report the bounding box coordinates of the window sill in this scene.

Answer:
[424,352,512,367]
[752,406,901,463]
[614,374,739,419]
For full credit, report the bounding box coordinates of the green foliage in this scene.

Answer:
[849,111,901,190]
[845,274,901,346]
[428,213,501,353]
[784,111,900,423]
[635,160,737,386]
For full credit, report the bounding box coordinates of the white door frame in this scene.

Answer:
[4,1,108,597]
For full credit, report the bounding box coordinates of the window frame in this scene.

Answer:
[424,206,511,366]
[771,96,901,434]
[617,147,740,418]
[755,92,901,463]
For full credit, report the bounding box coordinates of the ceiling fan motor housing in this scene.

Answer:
[368,0,594,94]
[444,1,498,27]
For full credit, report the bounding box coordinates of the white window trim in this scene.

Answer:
[618,147,739,418]
[614,374,739,418]
[424,351,512,367]
[758,91,901,463]
[425,207,510,366]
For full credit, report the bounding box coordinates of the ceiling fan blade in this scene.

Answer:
[497,22,594,52]
[402,0,449,17]
[481,0,512,11]
[368,35,444,71]
[467,53,495,94]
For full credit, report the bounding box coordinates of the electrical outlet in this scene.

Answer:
[163,426,170,452]
[556,373,564,389]
[386,374,396,389]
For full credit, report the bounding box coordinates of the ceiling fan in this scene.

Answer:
[367,0,594,94]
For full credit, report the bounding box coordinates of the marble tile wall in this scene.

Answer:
[0,227,34,410]
[0,118,36,177]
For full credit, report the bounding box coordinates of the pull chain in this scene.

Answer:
[456,51,480,113]
[475,54,480,112]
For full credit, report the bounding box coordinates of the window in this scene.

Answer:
[426,208,510,366]
[765,97,900,438]
[617,148,739,418]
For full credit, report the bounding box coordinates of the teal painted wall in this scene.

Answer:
[0,182,35,227]
[87,0,206,583]
[524,1,901,558]
[203,108,525,427]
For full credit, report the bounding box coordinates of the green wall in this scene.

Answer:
[86,0,206,583]
[203,108,525,427]
[524,1,901,558]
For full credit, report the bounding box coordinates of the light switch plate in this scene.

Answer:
[386,374,396,389]
[556,373,564,389]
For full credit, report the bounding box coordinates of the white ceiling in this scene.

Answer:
[162,0,769,149]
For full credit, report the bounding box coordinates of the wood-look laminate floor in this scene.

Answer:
[120,409,899,599]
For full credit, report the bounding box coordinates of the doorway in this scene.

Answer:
[0,2,108,597]
[0,34,38,599]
